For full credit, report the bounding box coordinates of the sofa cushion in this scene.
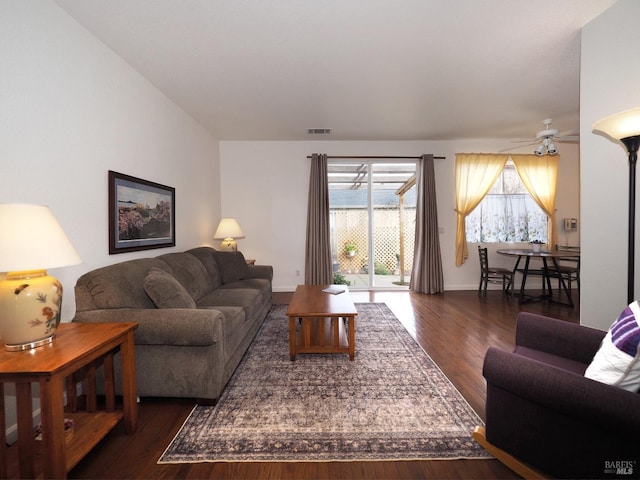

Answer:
[156,252,213,300]
[78,258,170,309]
[219,278,272,307]
[144,267,196,309]
[197,288,261,321]
[212,250,250,284]
[585,301,640,392]
[187,247,223,289]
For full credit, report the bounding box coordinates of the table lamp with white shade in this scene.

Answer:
[214,218,245,251]
[0,204,82,351]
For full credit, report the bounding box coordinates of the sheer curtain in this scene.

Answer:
[465,194,548,243]
[454,154,509,266]
[409,154,444,294]
[512,154,559,248]
[304,153,332,284]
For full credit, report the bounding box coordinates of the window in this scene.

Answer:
[465,162,547,243]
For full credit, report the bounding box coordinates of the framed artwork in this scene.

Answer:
[108,170,175,254]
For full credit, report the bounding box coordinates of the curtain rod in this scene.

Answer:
[306,155,446,159]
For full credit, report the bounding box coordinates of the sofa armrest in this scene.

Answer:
[72,308,224,347]
[483,347,640,433]
[515,312,606,363]
[246,264,273,282]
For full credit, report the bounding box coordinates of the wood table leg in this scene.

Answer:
[103,352,116,412]
[348,315,355,361]
[0,384,5,480]
[289,316,296,361]
[303,318,311,348]
[39,375,66,479]
[15,382,34,479]
[65,374,78,413]
[86,360,97,412]
[120,331,138,434]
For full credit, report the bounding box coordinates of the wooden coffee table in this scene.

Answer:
[286,284,357,361]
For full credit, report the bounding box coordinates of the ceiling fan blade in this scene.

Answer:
[556,135,579,142]
[499,142,537,152]
[557,129,579,137]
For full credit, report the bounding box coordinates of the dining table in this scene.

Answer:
[496,248,580,307]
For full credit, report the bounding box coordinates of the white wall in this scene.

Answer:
[0,1,221,325]
[1,0,221,444]
[220,140,580,292]
[580,0,640,329]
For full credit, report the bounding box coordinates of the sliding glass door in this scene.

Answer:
[328,160,417,289]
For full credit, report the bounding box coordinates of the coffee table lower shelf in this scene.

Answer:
[290,316,352,360]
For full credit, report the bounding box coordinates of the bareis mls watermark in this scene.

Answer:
[604,460,636,476]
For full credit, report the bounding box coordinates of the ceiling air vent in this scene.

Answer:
[307,128,331,135]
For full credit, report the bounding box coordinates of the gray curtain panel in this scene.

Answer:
[410,154,444,294]
[305,153,333,284]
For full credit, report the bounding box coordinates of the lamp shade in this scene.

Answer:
[0,204,81,272]
[593,107,640,141]
[214,218,245,240]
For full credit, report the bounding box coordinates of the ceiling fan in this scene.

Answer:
[510,119,579,155]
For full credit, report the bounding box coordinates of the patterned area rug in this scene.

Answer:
[158,303,490,463]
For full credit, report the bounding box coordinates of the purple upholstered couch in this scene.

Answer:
[482,312,640,479]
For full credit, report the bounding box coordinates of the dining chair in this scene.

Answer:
[545,245,580,294]
[478,246,514,296]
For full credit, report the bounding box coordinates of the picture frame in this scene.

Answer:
[108,170,176,254]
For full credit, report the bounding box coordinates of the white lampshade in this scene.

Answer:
[213,218,245,251]
[593,107,640,141]
[0,204,81,271]
[214,218,245,240]
[0,204,81,350]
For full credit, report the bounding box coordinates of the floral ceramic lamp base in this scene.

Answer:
[219,238,238,251]
[0,269,62,351]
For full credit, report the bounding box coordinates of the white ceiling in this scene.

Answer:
[54,0,617,141]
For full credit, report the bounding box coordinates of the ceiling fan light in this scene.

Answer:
[547,142,557,155]
[534,144,545,156]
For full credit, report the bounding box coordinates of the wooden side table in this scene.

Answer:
[0,322,138,479]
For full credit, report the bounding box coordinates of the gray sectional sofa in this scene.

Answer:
[72,246,272,402]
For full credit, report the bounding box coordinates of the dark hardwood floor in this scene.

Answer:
[68,289,580,480]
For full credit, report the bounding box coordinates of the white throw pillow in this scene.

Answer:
[584,301,640,392]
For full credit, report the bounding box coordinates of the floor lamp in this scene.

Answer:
[594,107,640,304]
